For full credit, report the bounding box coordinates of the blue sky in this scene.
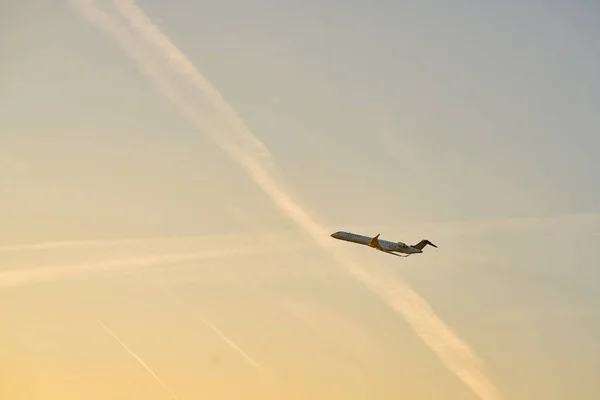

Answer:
[1,1,599,399]
[134,0,600,222]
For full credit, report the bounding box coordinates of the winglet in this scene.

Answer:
[368,234,383,249]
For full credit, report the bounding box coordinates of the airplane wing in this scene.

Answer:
[368,234,383,250]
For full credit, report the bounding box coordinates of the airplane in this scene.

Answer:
[330,231,437,258]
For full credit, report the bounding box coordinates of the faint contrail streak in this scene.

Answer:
[153,283,264,372]
[203,317,263,371]
[97,320,179,399]
[0,248,256,287]
[0,234,232,253]
[0,230,304,253]
[71,1,501,399]
[0,239,331,287]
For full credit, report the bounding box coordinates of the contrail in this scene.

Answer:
[0,234,230,253]
[0,248,256,287]
[97,320,179,399]
[202,317,263,371]
[0,231,284,253]
[0,237,333,287]
[152,282,265,372]
[71,1,502,399]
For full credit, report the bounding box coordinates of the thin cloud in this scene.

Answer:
[97,320,179,399]
[71,1,502,399]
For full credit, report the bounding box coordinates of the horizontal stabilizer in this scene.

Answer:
[413,239,437,250]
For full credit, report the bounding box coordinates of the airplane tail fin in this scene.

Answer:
[413,240,437,250]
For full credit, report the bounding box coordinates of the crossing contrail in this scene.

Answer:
[97,320,179,399]
[70,1,502,399]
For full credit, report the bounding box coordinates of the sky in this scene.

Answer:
[1,1,599,399]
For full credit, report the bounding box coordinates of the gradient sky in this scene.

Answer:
[2,1,599,399]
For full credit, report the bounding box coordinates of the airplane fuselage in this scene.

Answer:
[330,231,424,254]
